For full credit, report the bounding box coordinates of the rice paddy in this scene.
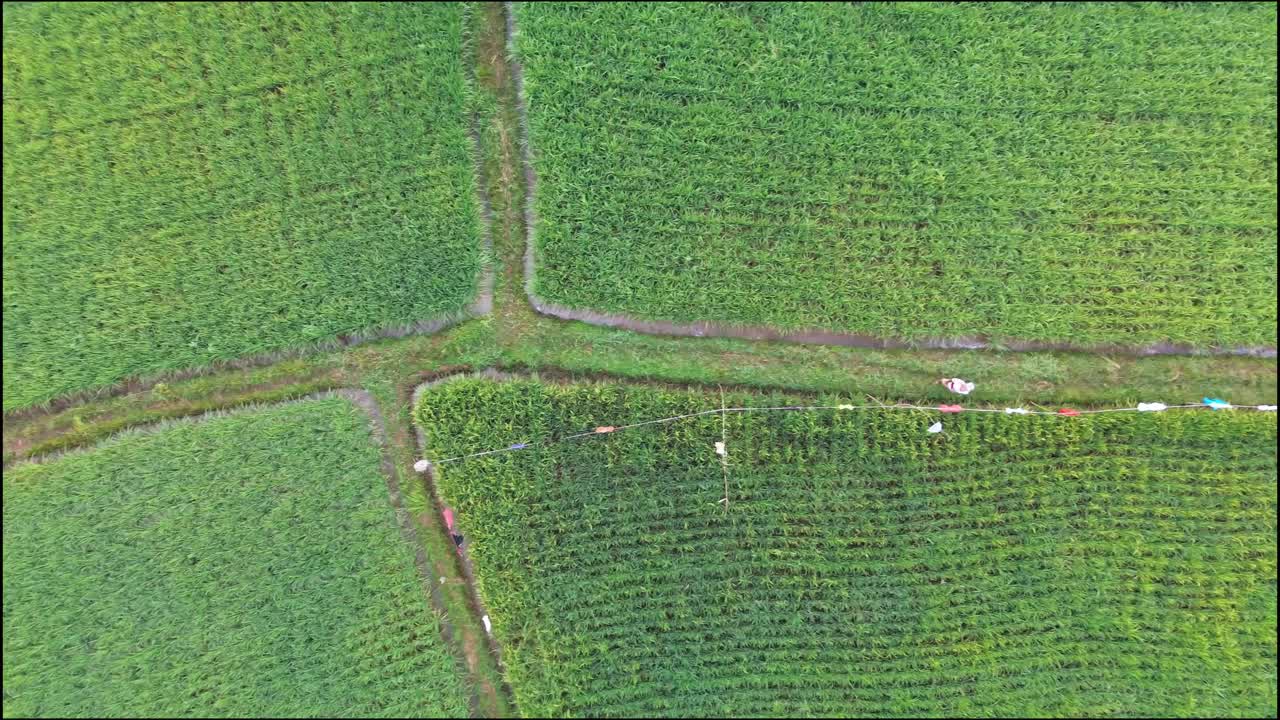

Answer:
[3,396,469,717]
[4,3,1277,717]
[514,2,1278,349]
[416,377,1278,717]
[2,2,483,410]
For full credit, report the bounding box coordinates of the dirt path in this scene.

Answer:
[523,293,1278,358]
[331,389,490,718]
[3,365,341,469]
[1,305,489,429]
[397,368,516,718]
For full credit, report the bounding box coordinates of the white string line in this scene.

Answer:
[428,403,1274,465]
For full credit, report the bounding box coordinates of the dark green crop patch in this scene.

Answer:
[3,397,468,717]
[2,2,483,410]
[417,377,1277,717]
[516,2,1278,349]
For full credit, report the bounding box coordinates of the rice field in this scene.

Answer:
[416,377,1278,717]
[515,1,1278,349]
[5,3,1279,718]
[2,2,483,410]
[3,396,468,717]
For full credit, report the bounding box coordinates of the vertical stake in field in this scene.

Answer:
[718,386,729,512]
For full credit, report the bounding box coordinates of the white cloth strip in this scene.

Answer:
[427,401,1264,465]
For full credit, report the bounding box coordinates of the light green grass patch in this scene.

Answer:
[3,2,483,410]
[3,396,468,717]
[417,377,1277,717]
[516,2,1277,349]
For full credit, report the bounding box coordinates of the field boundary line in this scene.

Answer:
[462,0,499,332]
[7,390,374,467]
[504,3,1276,361]
[2,294,488,424]
[334,389,489,720]
[413,369,1276,467]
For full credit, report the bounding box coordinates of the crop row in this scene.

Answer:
[415,377,1277,717]
[5,396,467,716]
[515,1,1278,348]
[2,2,483,409]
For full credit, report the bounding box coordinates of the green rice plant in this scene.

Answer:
[515,2,1278,349]
[2,2,483,410]
[416,377,1277,717]
[3,396,468,717]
